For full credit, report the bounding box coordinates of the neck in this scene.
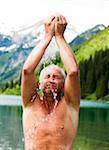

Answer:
[43,92,61,102]
[40,93,61,113]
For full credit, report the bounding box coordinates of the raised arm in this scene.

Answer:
[55,15,80,110]
[21,16,56,107]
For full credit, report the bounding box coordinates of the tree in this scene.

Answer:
[85,56,96,93]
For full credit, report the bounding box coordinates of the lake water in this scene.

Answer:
[0,95,109,150]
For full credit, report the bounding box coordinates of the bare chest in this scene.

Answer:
[22,100,78,149]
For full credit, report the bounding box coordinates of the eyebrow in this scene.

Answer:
[45,74,62,78]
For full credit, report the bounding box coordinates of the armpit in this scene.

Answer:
[30,88,38,102]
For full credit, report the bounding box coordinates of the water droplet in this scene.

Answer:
[45,118,48,121]
[32,123,34,127]
[31,94,36,102]
[22,137,24,142]
[54,99,58,109]
[55,88,57,91]
[31,134,34,138]
[41,118,44,122]
[54,92,57,100]
[40,96,43,100]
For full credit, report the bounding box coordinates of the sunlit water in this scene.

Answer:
[0,95,109,150]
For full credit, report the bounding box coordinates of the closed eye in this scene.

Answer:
[53,75,62,79]
[45,74,50,79]
[44,74,62,79]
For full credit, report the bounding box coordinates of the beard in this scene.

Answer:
[43,83,57,94]
[42,82,63,97]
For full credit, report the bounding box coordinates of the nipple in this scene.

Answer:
[60,125,64,130]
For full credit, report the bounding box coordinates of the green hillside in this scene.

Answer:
[74,26,109,63]
[1,26,109,101]
[74,26,109,101]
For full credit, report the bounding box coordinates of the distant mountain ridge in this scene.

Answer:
[69,24,105,48]
[0,24,107,86]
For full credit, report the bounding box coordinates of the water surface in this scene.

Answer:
[0,95,109,150]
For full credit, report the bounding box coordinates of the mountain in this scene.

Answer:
[0,24,107,87]
[0,34,13,48]
[74,26,109,63]
[69,24,105,48]
[0,21,60,86]
[75,26,109,101]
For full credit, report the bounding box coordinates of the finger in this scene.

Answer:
[60,16,65,24]
[55,16,59,22]
[49,15,55,22]
[61,15,67,25]
[44,15,55,24]
[58,16,63,24]
[47,15,55,24]
[55,14,63,24]
[52,17,57,24]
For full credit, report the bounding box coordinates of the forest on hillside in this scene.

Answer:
[0,49,109,101]
[0,26,109,101]
[79,49,109,101]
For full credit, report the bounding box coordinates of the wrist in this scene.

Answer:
[55,35,65,42]
[44,34,53,42]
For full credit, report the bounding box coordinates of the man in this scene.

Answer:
[21,14,80,150]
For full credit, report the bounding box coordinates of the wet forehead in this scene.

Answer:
[43,67,62,77]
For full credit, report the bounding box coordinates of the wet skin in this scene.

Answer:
[21,14,80,150]
[23,97,78,150]
[22,69,79,150]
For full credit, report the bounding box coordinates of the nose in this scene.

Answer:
[50,78,55,83]
[49,75,55,82]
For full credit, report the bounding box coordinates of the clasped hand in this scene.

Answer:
[44,14,67,38]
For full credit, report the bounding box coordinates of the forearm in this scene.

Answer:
[23,35,52,73]
[55,36,78,75]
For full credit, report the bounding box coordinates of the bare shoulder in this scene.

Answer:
[62,96,80,124]
[57,97,79,117]
[22,95,40,111]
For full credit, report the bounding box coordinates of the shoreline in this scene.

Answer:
[0,94,22,106]
[0,94,109,108]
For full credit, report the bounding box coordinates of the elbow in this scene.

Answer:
[68,68,79,76]
[22,67,29,75]
[22,65,32,75]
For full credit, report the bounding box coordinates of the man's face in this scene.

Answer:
[39,67,64,95]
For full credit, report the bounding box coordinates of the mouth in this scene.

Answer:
[46,83,57,90]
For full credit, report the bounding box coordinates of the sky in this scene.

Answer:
[0,0,109,35]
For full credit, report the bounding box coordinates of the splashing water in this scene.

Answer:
[52,90,57,100]
[30,94,37,103]
[52,89,59,110]
[54,99,58,110]
[21,18,79,147]
[25,111,56,141]
[25,90,59,141]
